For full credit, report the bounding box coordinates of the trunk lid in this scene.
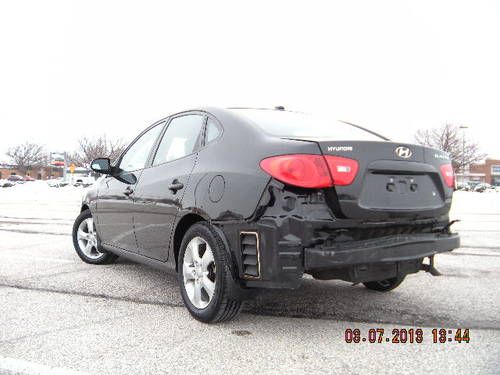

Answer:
[289,138,453,220]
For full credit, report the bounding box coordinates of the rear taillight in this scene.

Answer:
[260,154,359,188]
[324,156,359,186]
[259,154,333,188]
[440,163,455,188]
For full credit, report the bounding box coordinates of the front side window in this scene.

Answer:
[119,124,163,172]
[153,115,204,166]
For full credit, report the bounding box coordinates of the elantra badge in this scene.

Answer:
[395,146,412,159]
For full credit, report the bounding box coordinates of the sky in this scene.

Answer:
[1,0,499,162]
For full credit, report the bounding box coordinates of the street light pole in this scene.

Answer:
[63,152,67,181]
[459,125,469,183]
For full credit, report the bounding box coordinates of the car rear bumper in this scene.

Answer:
[304,232,460,271]
[220,214,460,289]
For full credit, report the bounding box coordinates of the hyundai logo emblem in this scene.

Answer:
[395,146,412,158]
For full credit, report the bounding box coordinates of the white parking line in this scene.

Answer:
[0,357,89,375]
[0,228,70,236]
[0,254,73,263]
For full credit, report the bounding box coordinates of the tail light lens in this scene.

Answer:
[260,154,359,188]
[440,163,455,188]
[324,156,359,186]
[260,154,333,188]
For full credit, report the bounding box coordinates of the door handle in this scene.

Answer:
[123,186,134,197]
[168,180,184,193]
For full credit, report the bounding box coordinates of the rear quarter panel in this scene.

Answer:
[182,111,323,221]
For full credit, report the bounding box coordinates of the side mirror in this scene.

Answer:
[90,157,137,185]
[90,158,112,174]
[114,170,137,185]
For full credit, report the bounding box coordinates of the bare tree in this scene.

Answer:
[69,135,126,167]
[414,124,486,172]
[6,142,46,174]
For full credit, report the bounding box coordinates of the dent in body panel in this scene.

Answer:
[192,171,269,221]
[188,122,322,222]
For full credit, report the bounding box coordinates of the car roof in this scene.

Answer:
[174,106,261,130]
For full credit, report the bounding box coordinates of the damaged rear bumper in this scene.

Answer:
[219,216,460,289]
[216,184,460,289]
[304,232,460,270]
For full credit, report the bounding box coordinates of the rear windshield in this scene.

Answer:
[230,109,386,141]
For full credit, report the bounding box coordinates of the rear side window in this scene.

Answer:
[205,118,221,144]
[153,115,204,165]
[230,109,386,141]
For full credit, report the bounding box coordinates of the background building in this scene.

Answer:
[0,164,63,180]
[457,158,500,186]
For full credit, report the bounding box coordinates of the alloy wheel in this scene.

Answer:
[182,236,217,309]
[77,217,103,260]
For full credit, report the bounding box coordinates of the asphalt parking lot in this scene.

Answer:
[1,184,499,374]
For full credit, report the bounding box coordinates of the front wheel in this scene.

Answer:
[72,209,118,265]
[178,222,243,323]
[363,276,406,292]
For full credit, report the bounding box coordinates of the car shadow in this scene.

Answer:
[109,258,497,329]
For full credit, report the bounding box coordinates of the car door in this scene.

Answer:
[94,122,164,252]
[133,113,205,261]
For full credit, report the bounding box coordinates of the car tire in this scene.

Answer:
[363,276,406,292]
[178,222,243,323]
[72,209,118,265]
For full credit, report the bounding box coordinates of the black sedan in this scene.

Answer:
[73,107,460,322]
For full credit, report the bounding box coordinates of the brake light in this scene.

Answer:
[324,156,359,186]
[440,163,455,188]
[260,154,333,188]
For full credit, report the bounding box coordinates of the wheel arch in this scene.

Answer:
[173,213,207,271]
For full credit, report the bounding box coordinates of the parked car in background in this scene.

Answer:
[72,107,460,323]
[467,181,481,190]
[474,183,495,193]
[67,167,96,187]
[23,176,35,182]
[47,178,69,188]
[7,175,25,183]
[456,182,470,191]
[47,173,96,188]
[0,179,15,188]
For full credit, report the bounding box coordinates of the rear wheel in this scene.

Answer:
[72,209,118,265]
[178,222,243,323]
[363,276,406,292]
